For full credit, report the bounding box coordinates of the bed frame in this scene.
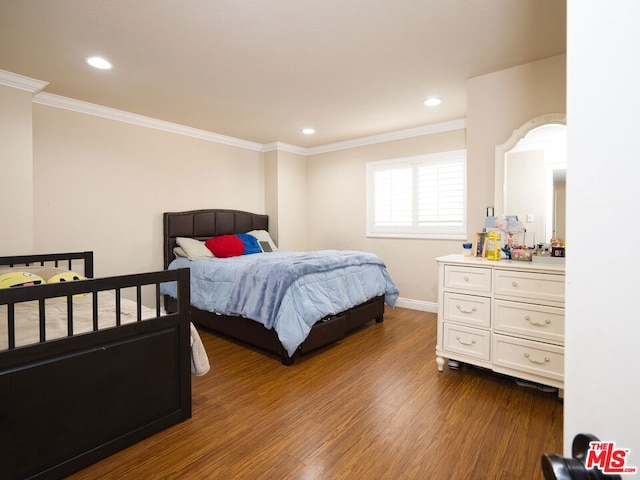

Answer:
[163,209,384,365]
[0,252,191,480]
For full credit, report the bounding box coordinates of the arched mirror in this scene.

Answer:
[495,114,567,245]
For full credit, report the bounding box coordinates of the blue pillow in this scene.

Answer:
[236,233,262,255]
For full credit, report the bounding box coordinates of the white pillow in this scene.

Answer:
[176,237,215,260]
[247,230,278,252]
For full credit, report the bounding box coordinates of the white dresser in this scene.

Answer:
[436,254,565,391]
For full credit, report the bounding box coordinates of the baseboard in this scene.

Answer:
[394,297,438,313]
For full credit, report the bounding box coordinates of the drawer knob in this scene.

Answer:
[512,281,518,287]
[463,276,470,282]
[456,336,476,346]
[456,304,477,314]
[524,352,550,365]
[525,316,551,327]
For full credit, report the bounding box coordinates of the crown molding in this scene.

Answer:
[4,69,466,154]
[262,142,308,155]
[31,91,465,155]
[32,92,265,152]
[23,86,465,155]
[263,119,467,156]
[305,119,467,155]
[0,69,48,93]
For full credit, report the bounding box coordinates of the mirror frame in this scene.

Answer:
[494,113,567,216]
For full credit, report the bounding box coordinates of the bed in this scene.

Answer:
[162,209,399,365]
[0,251,202,480]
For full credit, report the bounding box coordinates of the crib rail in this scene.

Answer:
[0,251,94,278]
[1,269,190,352]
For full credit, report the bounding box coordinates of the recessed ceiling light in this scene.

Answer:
[86,56,112,70]
[423,97,442,107]
[302,128,315,135]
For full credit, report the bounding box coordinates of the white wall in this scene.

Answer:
[0,85,35,254]
[32,104,265,277]
[307,129,467,306]
[264,150,279,244]
[565,0,640,464]
[466,55,567,237]
[271,149,308,251]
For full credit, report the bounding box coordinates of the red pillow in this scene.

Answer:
[205,235,245,258]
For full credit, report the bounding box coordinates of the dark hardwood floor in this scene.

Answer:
[69,307,563,479]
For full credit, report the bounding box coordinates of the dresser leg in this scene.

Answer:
[436,356,445,372]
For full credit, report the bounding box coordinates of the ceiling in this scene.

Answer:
[0,0,566,148]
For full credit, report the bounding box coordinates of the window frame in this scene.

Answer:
[366,150,467,240]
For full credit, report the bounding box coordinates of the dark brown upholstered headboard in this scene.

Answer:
[163,209,269,269]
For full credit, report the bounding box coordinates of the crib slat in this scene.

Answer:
[7,304,16,349]
[136,286,142,322]
[92,291,99,331]
[115,288,122,326]
[39,299,46,342]
[67,296,74,336]
[155,284,161,317]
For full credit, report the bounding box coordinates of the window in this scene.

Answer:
[366,150,467,239]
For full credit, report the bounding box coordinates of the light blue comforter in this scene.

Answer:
[161,250,399,356]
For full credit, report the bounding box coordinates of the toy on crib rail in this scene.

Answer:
[0,271,45,288]
[48,271,85,283]
[47,270,88,297]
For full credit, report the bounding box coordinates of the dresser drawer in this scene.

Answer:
[443,292,491,328]
[493,334,564,381]
[443,323,491,361]
[494,300,564,345]
[444,265,491,294]
[494,269,564,305]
